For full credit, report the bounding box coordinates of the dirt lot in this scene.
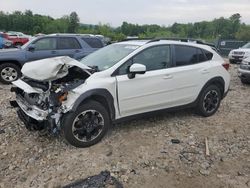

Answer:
[0,62,249,188]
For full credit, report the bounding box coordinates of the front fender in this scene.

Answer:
[70,89,116,120]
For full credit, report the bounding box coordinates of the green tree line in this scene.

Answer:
[0,10,250,41]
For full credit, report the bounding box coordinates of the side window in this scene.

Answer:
[197,49,207,62]
[117,45,171,75]
[134,45,171,71]
[82,38,104,48]
[57,37,81,49]
[33,38,56,51]
[175,45,198,66]
[203,49,213,60]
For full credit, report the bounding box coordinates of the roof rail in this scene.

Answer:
[146,37,205,44]
[122,38,153,42]
[120,37,218,50]
[146,37,217,48]
[48,33,96,37]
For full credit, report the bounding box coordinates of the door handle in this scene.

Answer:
[75,49,81,53]
[163,74,173,79]
[51,50,57,54]
[201,69,209,74]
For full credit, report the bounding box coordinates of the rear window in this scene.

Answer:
[82,37,104,48]
[57,37,81,49]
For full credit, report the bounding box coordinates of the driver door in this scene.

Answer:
[25,37,58,62]
[116,45,176,117]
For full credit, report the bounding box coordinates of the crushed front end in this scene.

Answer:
[10,56,91,134]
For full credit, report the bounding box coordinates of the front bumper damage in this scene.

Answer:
[15,94,48,121]
[10,95,60,133]
[9,56,92,134]
[10,99,48,131]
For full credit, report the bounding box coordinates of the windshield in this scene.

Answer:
[242,43,250,49]
[21,37,37,49]
[80,43,139,71]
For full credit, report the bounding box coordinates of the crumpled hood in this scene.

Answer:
[21,56,91,81]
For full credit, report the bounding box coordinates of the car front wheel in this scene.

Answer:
[62,100,111,148]
[196,85,222,117]
[0,63,21,84]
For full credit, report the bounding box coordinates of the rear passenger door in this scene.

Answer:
[57,37,83,60]
[171,45,213,105]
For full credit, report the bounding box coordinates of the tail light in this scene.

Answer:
[222,62,230,71]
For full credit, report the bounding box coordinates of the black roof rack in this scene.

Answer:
[122,38,153,41]
[121,37,219,52]
[146,37,217,49]
[147,37,204,44]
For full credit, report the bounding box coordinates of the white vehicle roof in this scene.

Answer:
[118,39,214,52]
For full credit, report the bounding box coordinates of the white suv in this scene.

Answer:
[228,42,250,64]
[10,39,230,147]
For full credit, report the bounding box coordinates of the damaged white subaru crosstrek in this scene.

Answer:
[10,39,230,147]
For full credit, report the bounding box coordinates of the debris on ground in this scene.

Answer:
[171,139,181,144]
[205,137,210,156]
[63,171,123,188]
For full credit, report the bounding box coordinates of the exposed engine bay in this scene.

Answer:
[10,56,91,134]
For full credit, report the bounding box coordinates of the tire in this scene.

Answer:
[0,63,21,84]
[196,85,222,117]
[240,78,250,84]
[62,100,111,148]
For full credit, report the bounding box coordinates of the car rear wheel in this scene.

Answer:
[62,100,111,148]
[0,63,21,84]
[196,85,222,117]
[240,78,250,84]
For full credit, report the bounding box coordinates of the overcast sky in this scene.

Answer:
[1,0,250,26]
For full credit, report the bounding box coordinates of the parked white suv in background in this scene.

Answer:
[238,57,250,84]
[228,42,250,64]
[10,39,230,147]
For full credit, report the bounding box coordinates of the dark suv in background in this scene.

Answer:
[0,34,104,84]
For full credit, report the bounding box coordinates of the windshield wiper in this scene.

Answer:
[87,65,100,73]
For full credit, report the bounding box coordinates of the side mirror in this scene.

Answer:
[28,44,35,51]
[128,63,146,79]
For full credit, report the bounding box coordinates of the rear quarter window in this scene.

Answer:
[57,37,81,49]
[82,37,104,48]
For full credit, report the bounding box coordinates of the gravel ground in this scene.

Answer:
[0,62,249,188]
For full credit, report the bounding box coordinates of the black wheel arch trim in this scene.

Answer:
[196,76,226,102]
[0,60,23,68]
[71,89,116,120]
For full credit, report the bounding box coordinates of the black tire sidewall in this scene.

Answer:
[240,78,250,84]
[197,85,222,117]
[62,100,110,148]
[0,63,21,84]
